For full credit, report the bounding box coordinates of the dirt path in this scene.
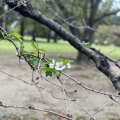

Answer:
[0,54,120,119]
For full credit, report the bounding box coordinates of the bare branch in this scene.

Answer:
[0,102,72,120]
[89,0,101,26]
[91,100,111,119]
[95,9,120,24]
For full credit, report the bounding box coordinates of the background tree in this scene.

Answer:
[46,0,120,61]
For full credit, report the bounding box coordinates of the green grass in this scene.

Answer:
[0,40,77,54]
[0,39,120,59]
[0,114,39,120]
[24,36,47,42]
[92,44,120,59]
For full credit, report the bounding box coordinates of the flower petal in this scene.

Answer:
[49,63,54,68]
[56,62,60,67]
[60,62,63,66]
[52,59,55,64]
[55,66,62,71]
[67,63,71,68]
[61,66,66,70]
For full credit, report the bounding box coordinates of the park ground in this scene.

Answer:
[0,41,120,120]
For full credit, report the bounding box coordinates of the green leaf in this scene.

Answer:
[41,68,54,72]
[31,42,38,50]
[20,42,24,54]
[45,58,51,62]
[46,71,52,77]
[11,30,22,36]
[8,32,23,51]
[39,48,46,52]
[9,32,23,42]
[58,59,74,65]
[22,50,29,54]
[82,41,90,48]
[11,29,20,34]
[45,64,49,68]
[33,58,39,67]
[33,50,39,56]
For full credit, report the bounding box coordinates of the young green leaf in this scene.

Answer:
[39,48,46,52]
[33,58,39,67]
[45,64,49,68]
[58,59,74,65]
[41,68,54,72]
[33,50,39,56]
[46,71,52,77]
[31,42,39,51]
[82,41,90,48]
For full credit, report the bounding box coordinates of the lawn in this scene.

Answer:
[92,44,120,59]
[0,39,120,59]
[0,39,77,54]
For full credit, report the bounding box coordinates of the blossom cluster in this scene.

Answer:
[49,59,71,71]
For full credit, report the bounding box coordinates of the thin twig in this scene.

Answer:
[0,0,29,19]
[62,77,70,113]
[32,70,45,102]
[91,100,111,119]
[0,102,72,120]
[62,72,120,98]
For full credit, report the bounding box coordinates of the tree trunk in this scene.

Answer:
[53,33,58,43]
[20,19,25,37]
[47,29,51,43]
[76,53,89,63]
[32,28,36,42]
[76,28,94,62]
[69,27,87,62]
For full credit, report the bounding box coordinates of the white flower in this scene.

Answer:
[55,62,66,71]
[67,63,71,68]
[49,59,71,71]
[49,59,55,68]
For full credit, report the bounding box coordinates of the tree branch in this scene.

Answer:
[5,0,120,92]
[83,0,89,23]
[95,9,120,23]
[0,102,72,120]
[54,0,81,38]
[89,0,101,26]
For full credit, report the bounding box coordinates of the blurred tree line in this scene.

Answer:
[0,0,49,41]
[1,0,120,61]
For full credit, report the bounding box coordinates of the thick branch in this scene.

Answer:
[5,0,120,92]
[89,0,101,26]
[55,0,72,18]
[95,9,120,23]
[83,0,89,23]
[54,0,81,38]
